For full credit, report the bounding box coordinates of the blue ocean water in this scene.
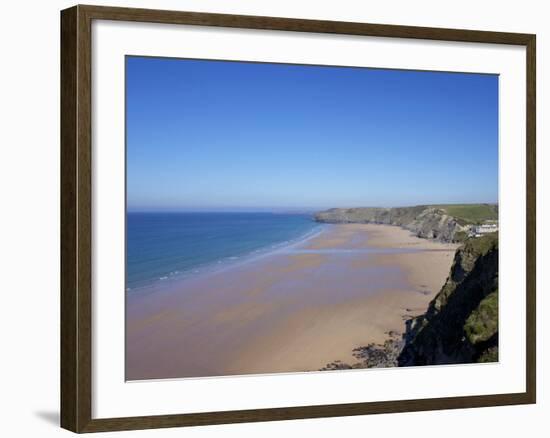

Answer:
[126,212,320,291]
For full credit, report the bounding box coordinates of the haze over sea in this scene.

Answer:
[126,212,321,291]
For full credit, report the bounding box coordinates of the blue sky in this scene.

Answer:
[126,56,498,211]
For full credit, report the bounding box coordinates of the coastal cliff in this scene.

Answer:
[398,233,499,365]
[314,204,498,242]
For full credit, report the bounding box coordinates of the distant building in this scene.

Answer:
[471,223,498,237]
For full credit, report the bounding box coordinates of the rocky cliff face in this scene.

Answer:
[314,206,465,242]
[398,233,499,366]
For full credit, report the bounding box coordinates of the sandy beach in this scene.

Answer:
[126,223,458,380]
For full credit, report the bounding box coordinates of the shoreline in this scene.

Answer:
[126,223,457,380]
[126,220,327,295]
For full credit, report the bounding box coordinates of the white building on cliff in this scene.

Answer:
[471,223,498,237]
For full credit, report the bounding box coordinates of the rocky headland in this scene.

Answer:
[314,204,498,243]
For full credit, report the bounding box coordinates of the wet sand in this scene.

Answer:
[126,224,458,380]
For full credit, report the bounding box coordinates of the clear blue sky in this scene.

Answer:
[126,56,498,211]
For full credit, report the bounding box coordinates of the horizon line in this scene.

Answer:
[127,201,499,213]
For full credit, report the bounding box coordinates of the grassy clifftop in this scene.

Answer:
[434,204,499,225]
[398,233,499,366]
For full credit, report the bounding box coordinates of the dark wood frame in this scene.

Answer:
[61,4,536,433]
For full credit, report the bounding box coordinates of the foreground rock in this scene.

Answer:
[320,332,403,370]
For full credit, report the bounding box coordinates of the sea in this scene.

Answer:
[126,212,322,292]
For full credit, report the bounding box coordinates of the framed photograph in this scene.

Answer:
[60,4,536,433]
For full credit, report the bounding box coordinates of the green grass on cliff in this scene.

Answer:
[465,232,499,255]
[435,204,498,224]
[464,289,499,345]
[478,347,499,362]
[452,230,468,243]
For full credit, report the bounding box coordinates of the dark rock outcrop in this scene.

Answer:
[320,332,403,370]
[398,233,499,366]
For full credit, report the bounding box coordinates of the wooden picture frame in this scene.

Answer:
[61,4,536,433]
